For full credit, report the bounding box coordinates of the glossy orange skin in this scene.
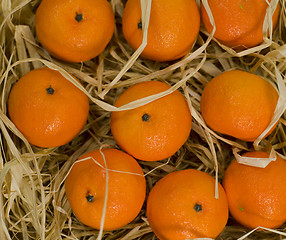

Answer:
[35,0,115,62]
[122,0,200,62]
[8,67,89,148]
[200,70,278,141]
[223,151,286,229]
[201,0,280,48]
[147,169,229,239]
[65,148,146,230]
[110,81,192,161]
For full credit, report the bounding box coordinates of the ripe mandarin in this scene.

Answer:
[35,0,115,62]
[223,151,286,229]
[110,81,192,161]
[201,0,280,48]
[65,148,146,230]
[200,70,278,141]
[8,67,89,148]
[147,169,229,239]
[122,0,200,61]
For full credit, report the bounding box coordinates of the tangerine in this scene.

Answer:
[223,151,286,229]
[147,169,229,239]
[110,81,192,161]
[35,0,115,62]
[8,67,89,148]
[200,70,278,141]
[201,0,280,48]
[122,0,200,62]
[65,148,146,230]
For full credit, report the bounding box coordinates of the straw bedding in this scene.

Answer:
[0,0,286,239]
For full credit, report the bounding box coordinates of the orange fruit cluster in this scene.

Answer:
[65,147,229,239]
[33,0,280,63]
[6,0,285,239]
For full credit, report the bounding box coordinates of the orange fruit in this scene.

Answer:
[223,151,286,229]
[201,0,280,48]
[146,169,229,239]
[122,0,200,62]
[65,148,146,230]
[35,0,115,62]
[8,67,89,148]
[110,81,192,161]
[200,70,278,141]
